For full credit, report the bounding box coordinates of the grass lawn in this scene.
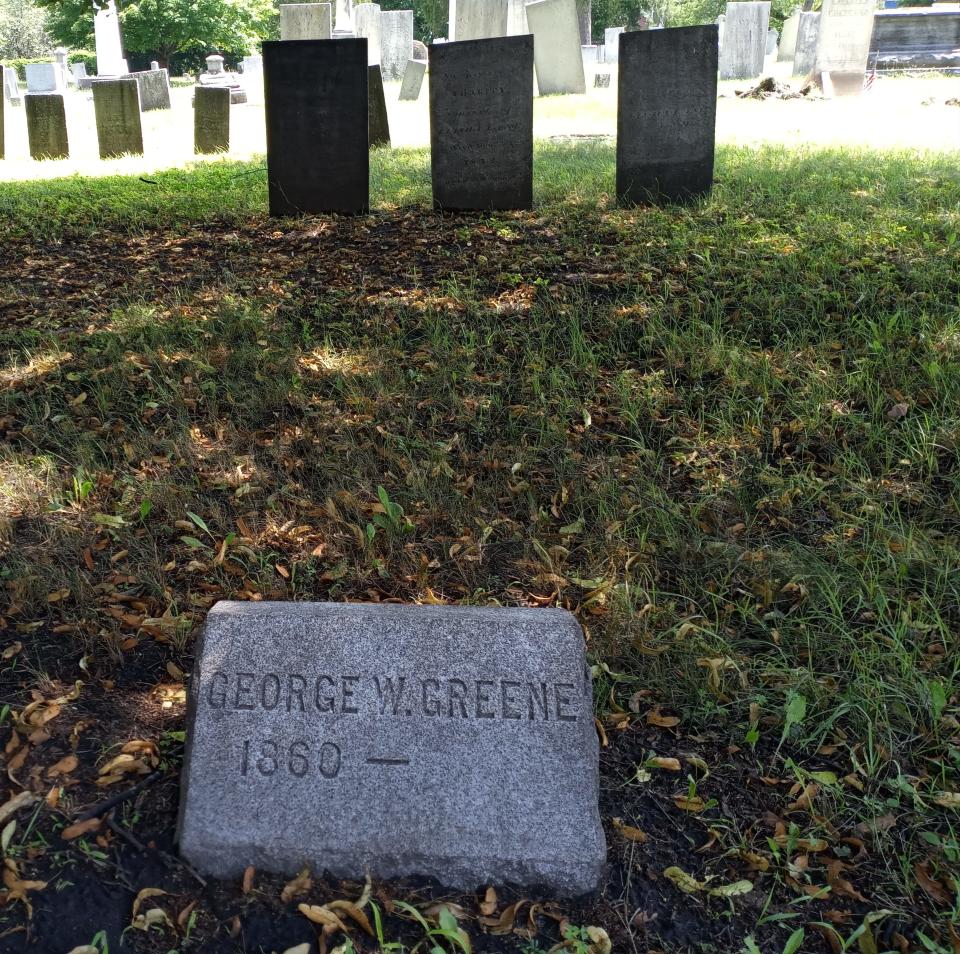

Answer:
[0,142,959,953]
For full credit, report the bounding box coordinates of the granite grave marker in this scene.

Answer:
[25,93,69,159]
[399,58,427,99]
[617,26,717,205]
[92,77,144,158]
[455,0,508,40]
[430,35,533,211]
[354,3,382,64]
[280,3,333,40]
[792,11,821,75]
[133,68,171,110]
[815,0,876,94]
[368,64,391,146]
[380,9,414,80]
[526,0,586,95]
[26,63,63,93]
[178,601,605,893]
[718,1,770,79]
[195,85,231,154]
[263,39,369,214]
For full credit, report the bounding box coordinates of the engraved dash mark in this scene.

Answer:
[366,757,410,766]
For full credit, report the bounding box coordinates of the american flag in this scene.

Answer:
[864,53,878,92]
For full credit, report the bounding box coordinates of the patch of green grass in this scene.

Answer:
[1,142,959,946]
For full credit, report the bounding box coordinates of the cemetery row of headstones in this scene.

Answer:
[262,29,718,216]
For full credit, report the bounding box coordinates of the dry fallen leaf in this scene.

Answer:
[673,794,705,813]
[242,865,255,894]
[0,790,38,827]
[298,903,349,931]
[612,817,648,843]
[479,885,497,916]
[886,402,909,421]
[46,754,79,778]
[327,899,374,935]
[663,866,703,894]
[933,791,960,810]
[479,899,527,934]
[281,866,312,903]
[282,946,311,954]
[649,757,681,772]
[1,641,22,661]
[61,817,103,840]
[132,887,167,919]
[646,711,681,729]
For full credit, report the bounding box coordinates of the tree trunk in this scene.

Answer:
[577,0,592,44]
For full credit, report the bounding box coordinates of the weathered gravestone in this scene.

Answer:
[719,1,770,79]
[594,70,611,87]
[815,0,876,95]
[368,64,391,146]
[354,2,382,64]
[766,27,778,55]
[178,602,606,893]
[26,63,64,93]
[25,93,69,159]
[71,62,92,90]
[604,26,625,62]
[399,58,427,99]
[263,39,369,215]
[92,77,144,158]
[4,66,22,106]
[617,26,717,205]
[779,10,800,61]
[430,36,533,211]
[380,9,414,80]
[280,3,333,40]
[506,0,528,35]
[133,68,171,110]
[792,11,821,76]
[526,0,586,95]
[194,85,230,154]
[455,0,508,40]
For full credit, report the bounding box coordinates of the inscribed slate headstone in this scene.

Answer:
[26,63,63,93]
[718,1,770,79]
[604,26,625,62]
[194,85,230,154]
[399,58,427,99]
[430,36,533,211]
[95,0,128,75]
[368,64,391,146]
[263,39,369,215]
[792,11,820,75]
[354,3,382,64]
[617,26,717,205]
[779,11,800,60]
[380,9,414,80]
[526,0,587,95]
[280,3,333,40]
[92,77,143,158]
[455,0,508,40]
[178,602,605,893]
[133,68,171,110]
[25,93,69,159]
[506,0,528,35]
[815,0,876,94]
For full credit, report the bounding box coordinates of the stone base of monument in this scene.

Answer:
[177,601,606,895]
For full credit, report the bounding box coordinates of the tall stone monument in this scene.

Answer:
[617,26,717,205]
[195,85,231,154]
[262,39,369,214]
[455,0,508,40]
[354,3,382,64]
[380,9,414,80]
[718,1,770,79]
[815,0,877,95]
[430,36,533,211]
[280,3,334,40]
[94,0,128,76]
[792,11,821,76]
[92,77,144,159]
[525,0,587,95]
[178,602,605,893]
[25,93,69,159]
[604,26,625,62]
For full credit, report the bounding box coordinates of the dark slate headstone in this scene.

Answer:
[368,64,391,147]
[617,26,718,205]
[263,39,369,215]
[92,77,144,159]
[194,85,231,154]
[25,93,69,160]
[429,35,534,212]
[178,601,605,894]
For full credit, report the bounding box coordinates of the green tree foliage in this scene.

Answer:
[37,0,276,67]
[0,0,51,57]
[593,0,800,32]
